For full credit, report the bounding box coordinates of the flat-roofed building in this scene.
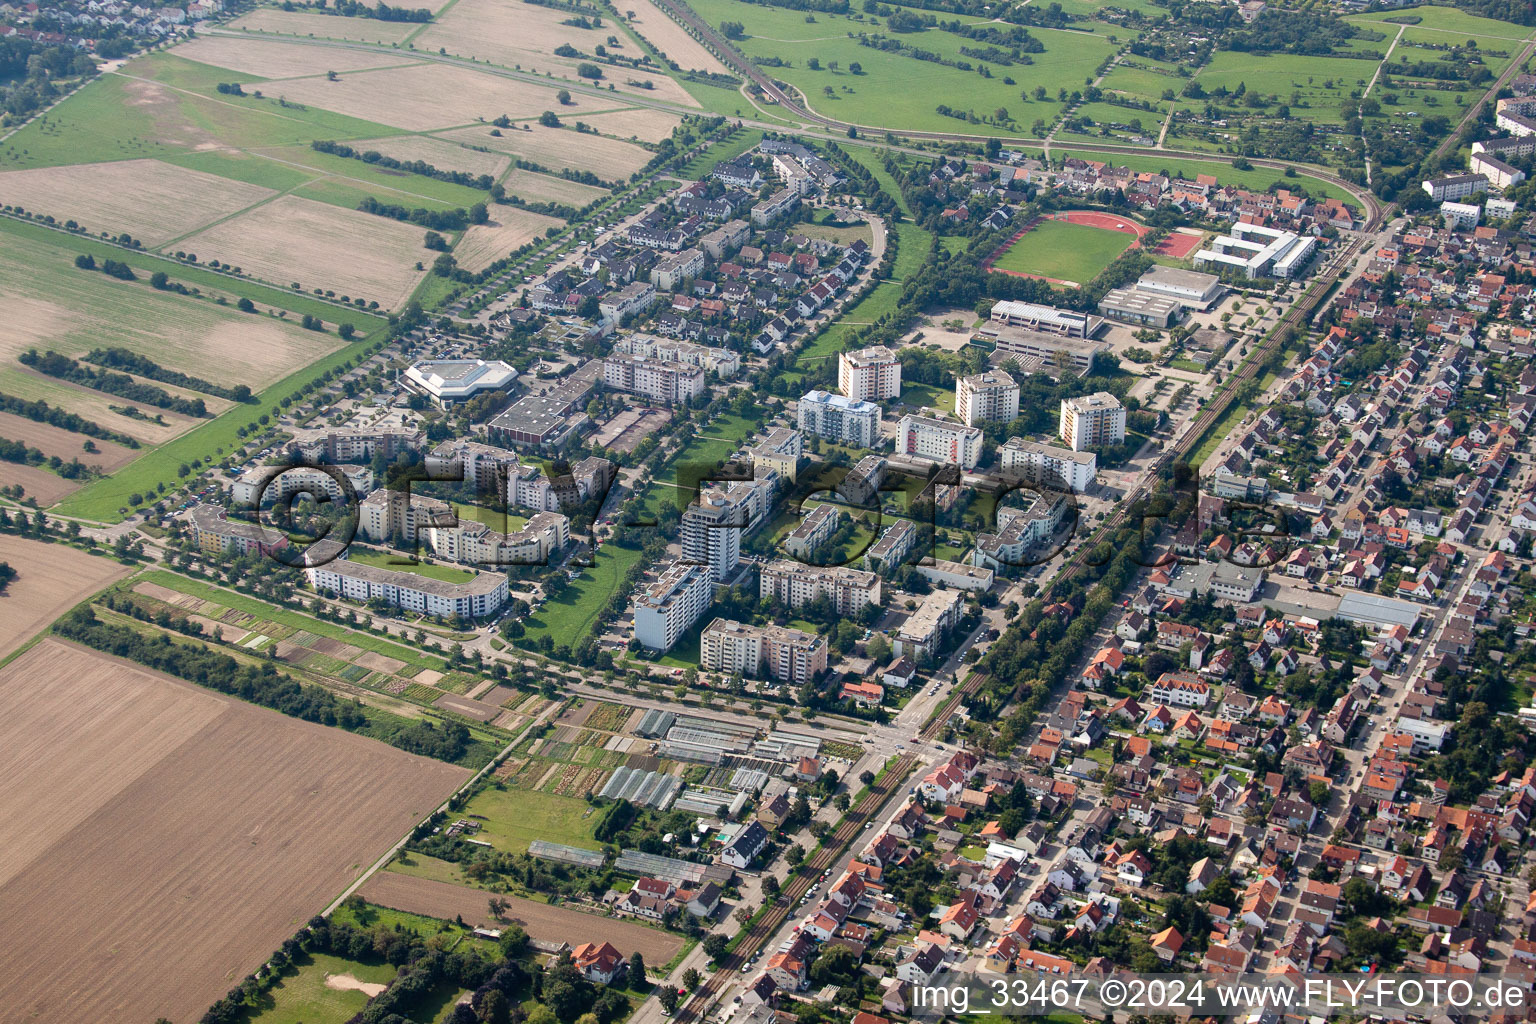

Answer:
[358,490,455,543]
[972,495,1070,571]
[188,503,288,558]
[988,300,1098,338]
[897,413,983,470]
[1097,286,1183,329]
[700,618,827,685]
[798,389,881,448]
[634,562,715,651]
[421,510,570,568]
[865,518,917,572]
[304,559,508,619]
[230,463,372,506]
[404,359,516,406]
[292,428,422,465]
[999,437,1097,493]
[683,492,747,583]
[1060,392,1125,452]
[487,362,599,449]
[610,333,740,378]
[759,559,880,615]
[895,587,964,660]
[973,325,1109,375]
[838,346,902,402]
[783,503,840,561]
[1135,266,1223,309]
[1193,223,1316,279]
[956,370,1019,427]
[603,354,706,405]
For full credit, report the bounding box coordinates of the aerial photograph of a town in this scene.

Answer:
[12,0,1536,1018]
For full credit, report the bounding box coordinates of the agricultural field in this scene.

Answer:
[348,133,512,178]
[452,785,603,853]
[686,0,1119,135]
[0,638,467,1024]
[0,411,139,472]
[359,872,685,962]
[579,106,687,144]
[226,7,424,43]
[987,217,1134,286]
[0,535,133,657]
[628,0,732,75]
[172,34,426,78]
[500,167,612,206]
[1191,51,1381,126]
[0,158,276,247]
[270,62,579,132]
[442,122,656,180]
[455,207,568,272]
[177,194,429,309]
[406,0,700,107]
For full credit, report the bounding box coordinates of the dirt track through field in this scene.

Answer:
[0,639,467,1024]
[361,872,684,961]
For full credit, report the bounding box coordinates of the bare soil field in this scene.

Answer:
[0,158,275,247]
[455,208,566,272]
[272,63,577,132]
[0,536,132,656]
[0,462,81,505]
[178,194,428,309]
[627,0,730,75]
[226,8,422,44]
[441,123,653,179]
[0,411,139,471]
[361,873,684,960]
[356,650,407,674]
[579,105,683,143]
[0,638,467,1024]
[172,35,426,79]
[352,133,511,178]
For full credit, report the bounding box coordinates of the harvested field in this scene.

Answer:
[498,166,610,207]
[579,106,684,143]
[0,411,139,471]
[432,692,503,721]
[408,0,699,106]
[350,133,511,178]
[0,639,468,1024]
[0,228,346,396]
[0,158,274,247]
[272,63,577,132]
[177,194,428,309]
[360,873,684,961]
[628,0,730,74]
[0,535,131,656]
[172,36,424,79]
[441,123,652,180]
[0,462,82,506]
[455,208,566,272]
[414,668,444,685]
[226,8,422,43]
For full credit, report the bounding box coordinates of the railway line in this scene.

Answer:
[672,672,988,1023]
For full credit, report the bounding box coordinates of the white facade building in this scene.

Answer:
[956,370,1020,427]
[1059,392,1126,452]
[304,560,508,619]
[838,346,902,402]
[798,390,881,448]
[634,562,715,651]
[602,354,706,405]
[999,437,1097,492]
[896,414,983,470]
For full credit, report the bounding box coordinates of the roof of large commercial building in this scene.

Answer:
[1139,265,1221,291]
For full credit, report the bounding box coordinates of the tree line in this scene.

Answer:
[19,349,210,418]
[85,347,253,403]
[311,140,497,191]
[356,196,486,232]
[0,391,139,447]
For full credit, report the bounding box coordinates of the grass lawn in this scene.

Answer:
[520,541,642,645]
[897,382,954,413]
[247,952,397,1024]
[345,547,479,583]
[453,502,529,532]
[1347,5,1534,40]
[458,785,601,853]
[989,218,1132,285]
[50,337,369,522]
[1054,148,1352,202]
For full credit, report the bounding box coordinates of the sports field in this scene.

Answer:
[987,217,1135,286]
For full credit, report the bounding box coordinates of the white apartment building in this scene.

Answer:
[682,492,746,583]
[700,618,827,685]
[230,464,373,506]
[421,511,570,567]
[651,247,707,291]
[758,559,881,615]
[894,588,964,660]
[1422,174,1489,202]
[1059,392,1125,452]
[610,333,740,378]
[1471,152,1526,190]
[896,413,984,470]
[838,346,902,402]
[999,437,1097,493]
[798,390,881,448]
[602,354,706,405]
[304,560,508,619]
[783,503,839,560]
[634,562,715,651]
[956,370,1020,427]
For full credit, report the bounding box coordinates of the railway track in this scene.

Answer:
[672,672,988,1023]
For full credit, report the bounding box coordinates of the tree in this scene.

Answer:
[682,967,701,990]
[557,89,573,105]
[338,323,356,340]
[236,297,255,312]
[488,895,510,921]
[74,253,95,270]
[628,951,647,985]
[785,844,804,867]
[703,933,729,961]
[540,110,562,127]
[658,988,679,1014]
[762,875,780,897]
